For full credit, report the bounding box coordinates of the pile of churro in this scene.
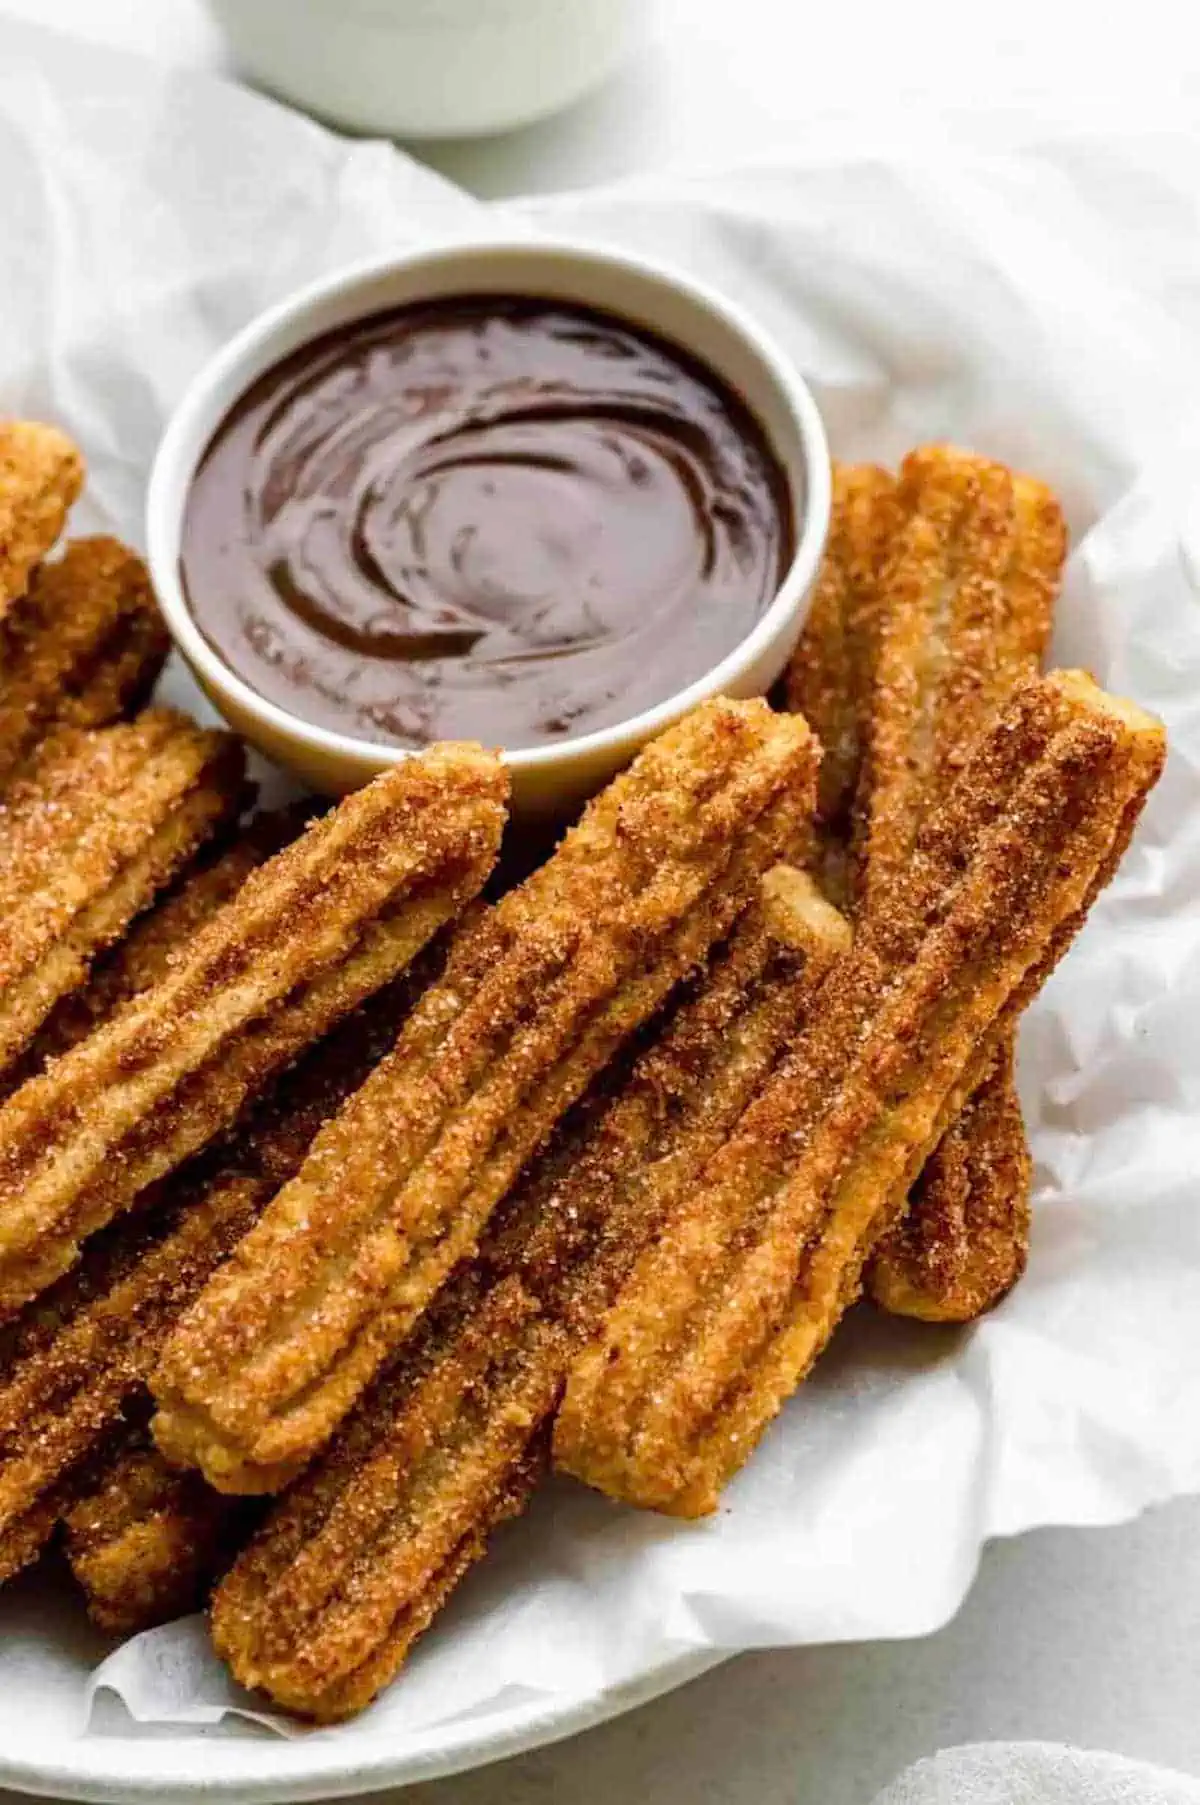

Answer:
[0,423,1166,1720]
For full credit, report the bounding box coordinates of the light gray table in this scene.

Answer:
[2,5,1198,1798]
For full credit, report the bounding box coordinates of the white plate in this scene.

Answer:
[0,1590,720,1805]
[0,1661,723,1804]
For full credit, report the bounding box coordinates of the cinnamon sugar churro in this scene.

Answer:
[0,983,417,1587]
[0,538,169,789]
[154,699,820,1495]
[786,450,1068,1323]
[784,463,899,906]
[856,448,1066,1320]
[0,1483,71,1588]
[554,672,1165,1516]
[854,447,1066,909]
[0,744,506,1317]
[0,710,244,1098]
[20,808,307,1083]
[0,422,83,621]
[869,1039,1032,1322]
[64,1430,252,1635]
[211,870,847,1718]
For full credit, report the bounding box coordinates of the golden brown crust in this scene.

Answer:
[0,537,169,790]
[0,743,507,1318]
[0,423,84,621]
[212,1277,559,1719]
[152,700,820,1495]
[785,464,900,837]
[0,987,413,1578]
[211,872,847,1719]
[868,1041,1032,1321]
[0,710,244,1097]
[784,449,1067,1324]
[853,448,1066,908]
[63,1432,252,1635]
[484,870,851,1332]
[0,1485,65,1586]
[19,808,309,1082]
[851,448,1066,1320]
[553,673,1165,1516]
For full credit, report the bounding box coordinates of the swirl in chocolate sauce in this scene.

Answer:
[180,297,794,749]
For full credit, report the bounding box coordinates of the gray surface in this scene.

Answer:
[399,1498,1200,1805]
[2,5,1199,1799]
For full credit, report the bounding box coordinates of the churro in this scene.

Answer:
[212,869,847,1718]
[0,1484,70,1587]
[0,710,244,1099]
[64,1430,252,1635]
[21,808,308,1084]
[0,984,415,1585]
[854,448,1066,1320]
[854,447,1066,909]
[211,1273,558,1718]
[869,1040,1032,1322]
[153,699,819,1495]
[554,672,1165,1515]
[785,451,1067,1322]
[0,537,169,790]
[783,464,898,907]
[0,422,83,621]
[0,743,506,1317]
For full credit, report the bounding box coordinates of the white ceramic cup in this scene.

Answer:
[203,0,639,139]
[147,238,831,819]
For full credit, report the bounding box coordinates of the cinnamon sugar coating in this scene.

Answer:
[0,983,416,1587]
[554,672,1164,1515]
[64,1428,253,1635]
[0,710,243,1101]
[153,699,819,1495]
[787,449,1067,1323]
[0,536,169,790]
[0,742,506,1315]
[211,869,845,1719]
[0,422,84,622]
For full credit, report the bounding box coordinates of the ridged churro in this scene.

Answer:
[854,447,1066,909]
[0,537,169,790]
[212,1273,558,1719]
[212,869,847,1718]
[0,1482,70,1587]
[785,451,1068,1323]
[869,1040,1032,1322]
[855,448,1066,1320]
[554,672,1165,1516]
[20,808,308,1084]
[0,710,244,1098]
[0,422,83,621]
[0,743,506,1317]
[153,699,820,1495]
[0,984,415,1586]
[784,464,899,907]
[64,1430,252,1635]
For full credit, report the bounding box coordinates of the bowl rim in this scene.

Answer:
[146,235,831,775]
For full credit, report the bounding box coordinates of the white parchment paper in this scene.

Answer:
[0,13,1198,1754]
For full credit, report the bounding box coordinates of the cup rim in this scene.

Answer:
[146,236,831,776]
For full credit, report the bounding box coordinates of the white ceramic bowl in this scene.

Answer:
[203,0,639,139]
[147,238,831,818]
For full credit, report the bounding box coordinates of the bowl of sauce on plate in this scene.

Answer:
[180,296,793,755]
[149,240,830,815]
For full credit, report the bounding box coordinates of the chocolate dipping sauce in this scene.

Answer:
[180,297,794,750]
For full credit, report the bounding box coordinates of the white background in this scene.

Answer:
[3,3,1200,1801]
